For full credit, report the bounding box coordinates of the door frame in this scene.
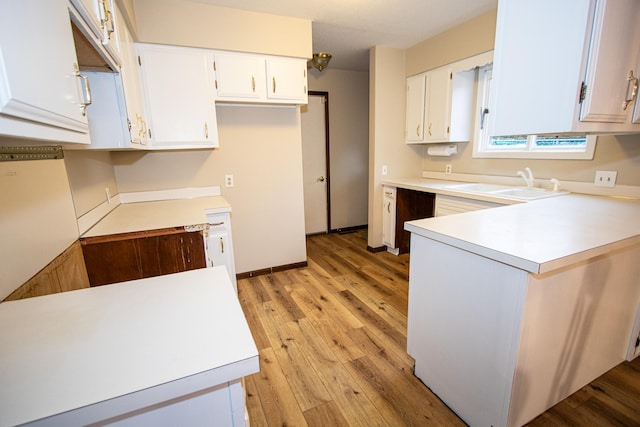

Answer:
[306,91,332,232]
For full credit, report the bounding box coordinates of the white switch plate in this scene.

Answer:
[224,174,234,188]
[594,170,617,188]
[382,165,388,176]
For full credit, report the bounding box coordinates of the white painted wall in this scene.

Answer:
[368,46,424,249]
[133,0,312,58]
[112,106,307,274]
[307,68,369,230]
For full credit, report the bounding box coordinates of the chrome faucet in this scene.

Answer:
[517,167,535,188]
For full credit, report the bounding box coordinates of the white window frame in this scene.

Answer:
[472,64,597,160]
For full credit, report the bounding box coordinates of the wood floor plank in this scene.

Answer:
[238,232,640,427]
[334,272,408,335]
[257,274,306,322]
[243,376,269,427]
[250,347,310,427]
[288,268,364,332]
[337,289,407,350]
[254,301,332,412]
[303,401,350,427]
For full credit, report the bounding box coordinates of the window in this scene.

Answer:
[472,64,596,160]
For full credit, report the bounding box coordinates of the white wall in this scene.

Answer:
[368,46,424,249]
[133,0,312,58]
[112,106,307,274]
[307,68,369,230]
[64,151,118,217]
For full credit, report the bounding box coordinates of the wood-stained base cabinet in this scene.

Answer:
[395,189,434,254]
[3,241,90,301]
[81,228,207,287]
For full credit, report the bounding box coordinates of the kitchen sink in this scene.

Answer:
[492,187,568,200]
[446,183,513,192]
[444,182,568,200]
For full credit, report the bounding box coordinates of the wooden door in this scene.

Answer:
[301,92,330,234]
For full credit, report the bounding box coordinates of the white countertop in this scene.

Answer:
[0,267,259,426]
[405,194,640,274]
[82,196,231,238]
[383,178,524,205]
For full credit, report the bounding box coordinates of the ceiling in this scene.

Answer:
[189,0,497,71]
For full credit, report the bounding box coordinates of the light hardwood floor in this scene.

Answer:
[238,231,640,426]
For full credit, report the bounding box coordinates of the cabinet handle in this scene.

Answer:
[220,237,224,254]
[99,0,113,44]
[251,76,256,93]
[387,202,391,213]
[623,70,638,111]
[272,76,276,93]
[416,124,420,136]
[204,122,209,139]
[428,123,433,136]
[74,64,92,116]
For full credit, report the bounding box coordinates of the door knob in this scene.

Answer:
[317,176,325,182]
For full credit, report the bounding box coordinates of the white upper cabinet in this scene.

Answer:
[0,0,90,143]
[214,53,308,104]
[137,44,218,149]
[406,52,488,144]
[490,0,640,136]
[69,0,121,65]
[115,6,147,146]
[266,57,308,103]
[424,67,452,142]
[406,74,426,142]
[214,52,264,100]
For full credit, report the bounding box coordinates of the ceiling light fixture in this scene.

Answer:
[310,52,332,71]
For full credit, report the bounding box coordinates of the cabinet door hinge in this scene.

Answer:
[579,82,587,103]
[450,72,453,80]
[148,128,152,138]
[137,55,141,67]
[213,61,216,71]
[215,80,218,89]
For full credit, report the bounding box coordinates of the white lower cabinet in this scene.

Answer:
[137,44,219,149]
[382,186,397,251]
[434,194,503,216]
[206,212,237,292]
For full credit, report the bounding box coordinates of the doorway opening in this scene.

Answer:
[301,91,331,235]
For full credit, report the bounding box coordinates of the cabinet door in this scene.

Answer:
[579,0,640,123]
[138,45,218,147]
[0,0,88,134]
[406,74,426,142]
[382,187,396,248]
[116,7,147,145]
[84,71,130,149]
[266,57,308,103]
[425,67,451,142]
[214,53,264,100]
[206,213,237,291]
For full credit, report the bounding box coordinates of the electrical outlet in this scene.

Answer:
[594,170,617,188]
[225,174,234,188]
[382,165,388,176]
[445,164,452,174]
